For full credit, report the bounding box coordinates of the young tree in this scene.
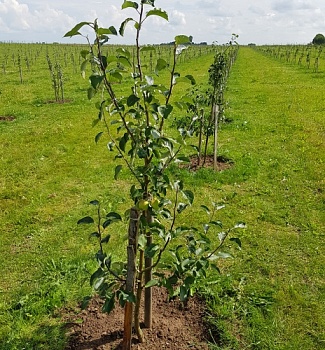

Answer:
[65,1,243,348]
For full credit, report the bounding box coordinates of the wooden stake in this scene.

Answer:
[213,104,219,171]
[123,207,139,350]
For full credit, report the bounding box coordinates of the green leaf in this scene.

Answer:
[101,234,111,244]
[89,74,104,90]
[180,285,189,302]
[127,94,140,107]
[145,75,154,85]
[126,292,136,303]
[107,142,115,151]
[97,26,118,36]
[89,232,100,239]
[200,205,210,215]
[107,55,118,65]
[80,50,90,59]
[142,0,155,5]
[230,237,242,248]
[182,190,194,204]
[235,222,246,229]
[216,252,233,259]
[111,261,125,275]
[93,118,100,127]
[145,279,159,288]
[114,165,122,180]
[145,243,160,258]
[138,234,147,249]
[176,156,190,163]
[173,180,184,191]
[210,220,223,228]
[184,276,195,287]
[211,264,221,273]
[122,1,138,10]
[177,203,188,214]
[119,133,129,152]
[146,9,168,21]
[176,45,188,56]
[175,35,190,45]
[151,129,161,139]
[95,132,103,144]
[77,216,94,224]
[155,58,168,72]
[141,45,156,52]
[119,18,134,36]
[109,71,123,83]
[81,60,88,78]
[64,21,92,37]
[175,76,195,85]
[218,231,227,242]
[181,258,192,269]
[116,48,131,59]
[158,104,173,119]
[185,74,196,85]
[121,57,132,68]
[106,212,122,221]
[102,293,115,314]
[81,296,91,310]
[195,247,203,256]
[87,87,96,100]
[94,276,105,290]
[103,213,122,228]
[100,55,108,70]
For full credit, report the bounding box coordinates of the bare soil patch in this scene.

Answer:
[184,155,233,172]
[46,99,73,104]
[0,115,16,121]
[64,287,211,350]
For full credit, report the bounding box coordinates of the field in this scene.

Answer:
[0,42,324,350]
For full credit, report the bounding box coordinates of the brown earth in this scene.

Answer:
[0,115,15,121]
[64,287,212,350]
[184,155,233,171]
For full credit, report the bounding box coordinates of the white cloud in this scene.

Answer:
[0,0,324,44]
[169,10,186,26]
[0,0,75,41]
[0,0,31,31]
[33,6,75,33]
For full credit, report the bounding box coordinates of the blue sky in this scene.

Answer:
[0,0,324,45]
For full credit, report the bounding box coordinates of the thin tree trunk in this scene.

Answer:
[197,108,204,166]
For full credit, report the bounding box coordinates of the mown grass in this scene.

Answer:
[200,47,325,350]
[0,44,324,350]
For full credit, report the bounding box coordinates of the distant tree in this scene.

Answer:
[189,35,193,43]
[312,33,325,45]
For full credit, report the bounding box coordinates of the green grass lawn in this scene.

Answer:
[0,44,324,349]
[201,47,325,350]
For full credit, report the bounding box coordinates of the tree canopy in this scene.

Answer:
[312,33,325,45]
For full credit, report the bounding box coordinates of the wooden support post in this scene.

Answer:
[123,207,139,350]
[213,104,219,171]
[144,233,152,328]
